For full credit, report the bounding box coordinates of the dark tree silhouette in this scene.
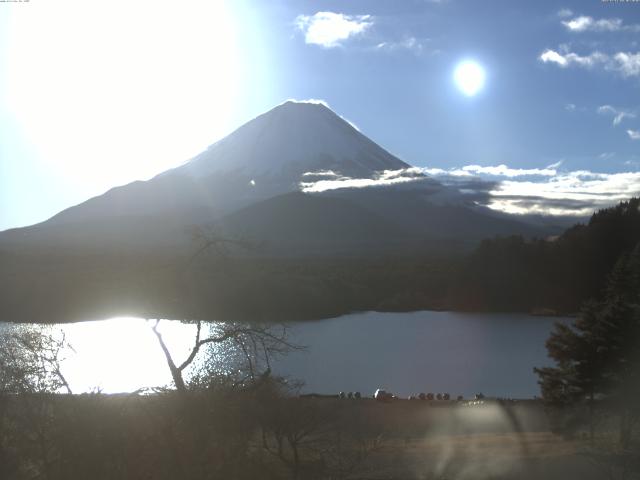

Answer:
[148,226,299,393]
[535,242,640,447]
[151,319,298,393]
[453,198,640,313]
[0,328,73,479]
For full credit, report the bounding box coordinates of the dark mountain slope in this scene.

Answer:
[327,187,552,242]
[215,192,412,255]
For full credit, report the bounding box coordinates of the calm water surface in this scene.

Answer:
[272,311,563,398]
[0,311,563,398]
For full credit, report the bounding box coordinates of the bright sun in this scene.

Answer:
[454,60,486,97]
[6,0,241,190]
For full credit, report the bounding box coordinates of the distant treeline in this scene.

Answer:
[450,198,640,314]
[0,250,455,322]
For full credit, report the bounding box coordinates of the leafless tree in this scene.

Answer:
[260,396,384,480]
[0,328,73,395]
[0,327,73,479]
[150,226,300,393]
[186,225,260,266]
[150,319,300,393]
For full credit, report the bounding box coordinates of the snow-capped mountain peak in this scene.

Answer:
[175,100,410,181]
[32,101,418,229]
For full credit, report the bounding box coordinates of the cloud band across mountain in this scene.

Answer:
[300,164,640,217]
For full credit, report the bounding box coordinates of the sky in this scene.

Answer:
[1,0,640,230]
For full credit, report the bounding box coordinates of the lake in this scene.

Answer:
[0,311,564,398]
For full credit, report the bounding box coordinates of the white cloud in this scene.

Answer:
[418,164,640,216]
[301,170,340,178]
[421,164,560,179]
[540,49,569,66]
[295,12,372,48]
[597,105,636,126]
[539,48,640,77]
[562,16,623,32]
[613,52,640,77]
[627,129,640,140]
[299,163,640,217]
[300,163,561,194]
[547,160,564,169]
[459,164,558,177]
[565,103,576,111]
[488,171,640,216]
[421,167,468,177]
[300,167,426,193]
[376,36,427,54]
[557,9,573,18]
[539,49,608,68]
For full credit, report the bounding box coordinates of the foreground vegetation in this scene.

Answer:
[531,236,640,480]
[0,317,638,480]
[0,387,614,480]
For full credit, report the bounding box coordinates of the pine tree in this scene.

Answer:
[535,242,640,446]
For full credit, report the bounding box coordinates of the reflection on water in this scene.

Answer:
[0,311,563,396]
[271,311,562,399]
[1,318,215,393]
[62,318,206,392]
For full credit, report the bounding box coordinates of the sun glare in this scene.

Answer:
[60,318,226,393]
[6,0,241,190]
[454,60,486,97]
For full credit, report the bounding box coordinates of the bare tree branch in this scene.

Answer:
[186,225,260,266]
[150,320,187,392]
[150,319,303,393]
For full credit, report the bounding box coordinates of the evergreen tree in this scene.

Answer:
[535,242,640,446]
[454,197,640,312]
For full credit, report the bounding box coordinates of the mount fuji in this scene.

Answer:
[0,100,565,321]
[37,101,412,225]
[178,100,410,180]
[0,100,545,255]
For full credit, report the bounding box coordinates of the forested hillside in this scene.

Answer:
[450,198,640,313]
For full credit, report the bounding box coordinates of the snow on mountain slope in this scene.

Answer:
[26,101,415,229]
[171,100,410,181]
[0,100,427,253]
[0,99,563,261]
